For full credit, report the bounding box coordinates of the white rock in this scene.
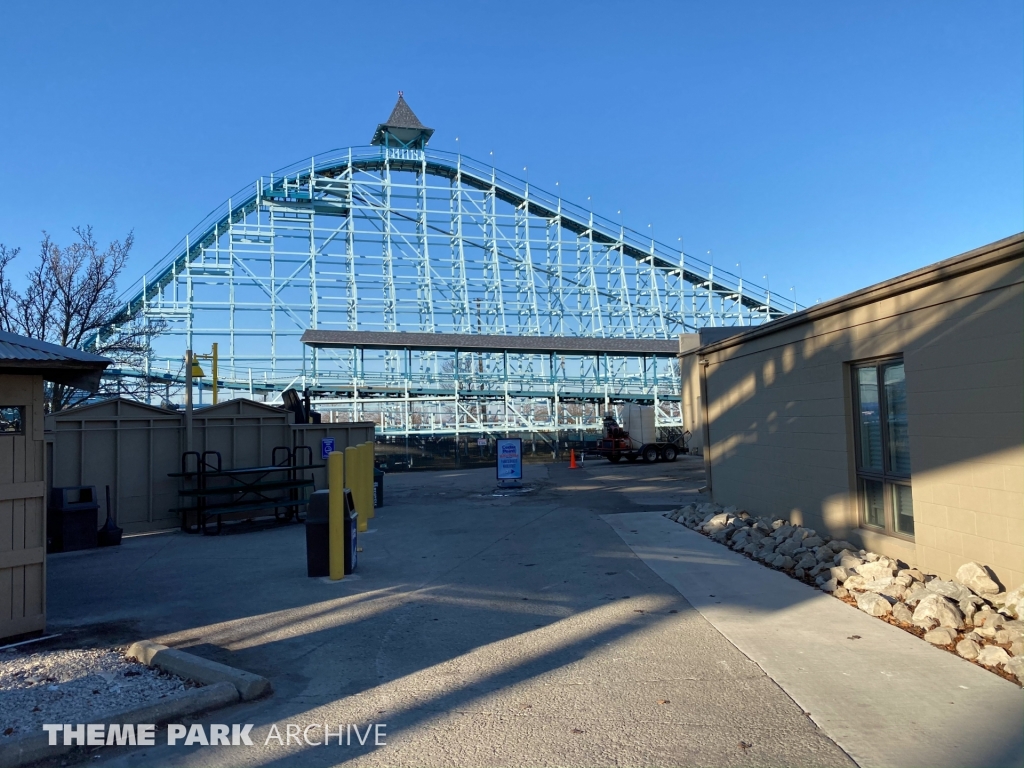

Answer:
[772,524,796,540]
[820,578,839,593]
[837,552,864,569]
[857,560,896,580]
[794,568,805,579]
[777,555,795,570]
[856,591,892,617]
[976,645,1011,668]
[924,627,957,646]
[954,562,1001,597]
[795,553,817,570]
[956,638,981,660]
[802,536,824,549]
[859,577,897,593]
[959,597,986,624]
[775,538,801,556]
[926,579,973,603]
[899,568,925,582]
[815,547,836,563]
[835,587,850,599]
[1001,585,1024,620]
[863,552,880,562]
[1004,656,1024,683]
[892,602,914,624]
[702,513,731,533]
[913,593,965,630]
[1002,620,1024,641]
[980,612,1006,630]
[904,584,930,605]
[843,575,867,592]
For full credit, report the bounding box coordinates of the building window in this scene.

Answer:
[0,406,25,434]
[852,360,913,537]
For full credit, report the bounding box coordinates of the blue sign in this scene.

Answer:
[496,437,523,480]
[321,437,335,460]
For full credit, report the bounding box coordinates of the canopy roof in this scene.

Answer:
[0,331,111,390]
[302,330,681,357]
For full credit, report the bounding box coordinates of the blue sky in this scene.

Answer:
[0,1,1020,306]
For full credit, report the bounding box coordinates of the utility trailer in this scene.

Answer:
[592,406,683,464]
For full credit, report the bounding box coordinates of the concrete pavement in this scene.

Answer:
[605,511,1024,768]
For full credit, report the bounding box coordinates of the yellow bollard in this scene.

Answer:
[346,445,367,532]
[327,451,345,580]
[363,441,376,519]
[357,442,372,526]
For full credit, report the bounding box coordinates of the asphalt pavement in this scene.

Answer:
[36,456,969,767]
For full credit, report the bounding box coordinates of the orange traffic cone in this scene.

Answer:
[569,449,578,469]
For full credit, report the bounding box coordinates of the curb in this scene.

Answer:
[0,681,238,768]
[127,641,272,701]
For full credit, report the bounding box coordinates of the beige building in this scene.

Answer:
[680,233,1023,591]
[0,332,109,641]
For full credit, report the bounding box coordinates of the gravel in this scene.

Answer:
[0,646,196,740]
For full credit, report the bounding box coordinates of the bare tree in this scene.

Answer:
[0,227,161,412]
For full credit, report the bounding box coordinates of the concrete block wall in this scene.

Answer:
[687,235,1023,591]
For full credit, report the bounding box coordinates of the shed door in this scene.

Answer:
[0,377,46,641]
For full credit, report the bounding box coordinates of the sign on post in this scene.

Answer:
[321,437,335,460]
[496,437,523,481]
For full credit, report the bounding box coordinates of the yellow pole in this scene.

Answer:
[346,445,367,532]
[184,350,193,453]
[211,343,219,405]
[362,441,375,519]
[328,451,345,580]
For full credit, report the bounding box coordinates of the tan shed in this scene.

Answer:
[0,331,109,642]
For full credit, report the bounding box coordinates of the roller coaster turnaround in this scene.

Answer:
[97,95,797,437]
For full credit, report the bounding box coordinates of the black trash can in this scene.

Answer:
[343,488,358,575]
[306,489,358,577]
[373,469,385,508]
[47,486,99,553]
[305,490,330,577]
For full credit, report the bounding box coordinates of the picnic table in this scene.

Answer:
[170,446,323,534]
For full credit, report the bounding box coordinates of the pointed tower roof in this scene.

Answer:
[371,92,434,149]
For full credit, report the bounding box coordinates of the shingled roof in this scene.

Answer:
[0,330,111,390]
[371,93,434,148]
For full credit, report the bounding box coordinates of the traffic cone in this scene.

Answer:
[569,449,578,469]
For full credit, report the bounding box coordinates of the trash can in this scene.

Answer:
[306,489,358,577]
[373,469,385,508]
[305,490,330,578]
[47,486,99,553]
[343,488,358,575]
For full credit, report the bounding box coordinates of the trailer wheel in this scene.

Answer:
[608,453,622,463]
[642,445,659,463]
[662,445,678,462]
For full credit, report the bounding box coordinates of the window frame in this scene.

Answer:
[851,357,914,540]
[0,405,25,435]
